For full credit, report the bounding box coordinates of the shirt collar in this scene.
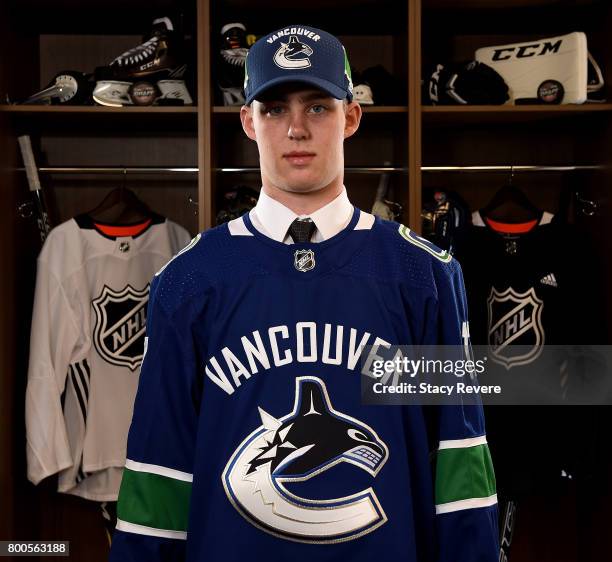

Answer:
[252,186,353,242]
[310,188,352,241]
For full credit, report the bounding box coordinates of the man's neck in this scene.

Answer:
[261,177,344,215]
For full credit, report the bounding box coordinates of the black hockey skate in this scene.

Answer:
[93,17,192,107]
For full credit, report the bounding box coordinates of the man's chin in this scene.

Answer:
[284,183,328,195]
[277,175,328,194]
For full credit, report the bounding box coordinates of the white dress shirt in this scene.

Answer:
[249,187,354,244]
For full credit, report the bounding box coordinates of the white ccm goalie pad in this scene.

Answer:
[475,32,587,104]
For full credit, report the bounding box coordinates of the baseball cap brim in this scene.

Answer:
[245,75,349,105]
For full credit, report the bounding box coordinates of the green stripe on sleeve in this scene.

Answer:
[435,443,496,506]
[117,468,192,532]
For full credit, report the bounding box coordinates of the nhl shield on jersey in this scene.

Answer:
[92,284,150,371]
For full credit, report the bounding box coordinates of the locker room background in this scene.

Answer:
[0,0,611,560]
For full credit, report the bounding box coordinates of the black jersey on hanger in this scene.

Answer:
[456,210,604,496]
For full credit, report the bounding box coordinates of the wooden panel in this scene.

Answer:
[0,117,17,544]
[427,0,597,6]
[49,180,199,237]
[408,0,422,231]
[213,0,407,34]
[0,0,39,546]
[0,106,197,114]
[13,0,177,31]
[340,35,398,73]
[198,0,212,230]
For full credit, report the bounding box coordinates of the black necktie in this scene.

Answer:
[288,218,316,243]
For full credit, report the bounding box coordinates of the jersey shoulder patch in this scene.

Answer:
[397,224,452,263]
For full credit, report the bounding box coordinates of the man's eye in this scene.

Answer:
[309,104,326,114]
[266,106,285,115]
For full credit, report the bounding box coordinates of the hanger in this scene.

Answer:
[481,166,541,223]
[86,169,152,224]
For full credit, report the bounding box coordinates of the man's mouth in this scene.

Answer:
[283,152,316,165]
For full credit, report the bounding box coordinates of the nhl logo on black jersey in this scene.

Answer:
[222,376,389,543]
[487,286,544,369]
[92,284,149,371]
[294,249,315,272]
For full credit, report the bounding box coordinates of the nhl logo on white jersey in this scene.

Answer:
[92,284,149,371]
[294,249,315,272]
[222,376,389,543]
[487,286,544,369]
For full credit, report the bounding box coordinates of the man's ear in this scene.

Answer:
[343,100,362,139]
[240,104,257,141]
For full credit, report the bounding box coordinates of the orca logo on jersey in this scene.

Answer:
[222,376,389,543]
[92,284,149,371]
[274,36,313,69]
[294,249,315,272]
[487,286,544,369]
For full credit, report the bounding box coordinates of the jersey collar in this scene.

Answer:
[251,186,353,242]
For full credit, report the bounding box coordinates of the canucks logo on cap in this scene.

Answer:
[274,36,314,69]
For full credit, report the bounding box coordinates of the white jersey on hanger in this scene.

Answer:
[26,213,192,501]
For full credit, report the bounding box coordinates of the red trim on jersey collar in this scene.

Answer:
[484,217,538,234]
[93,219,152,238]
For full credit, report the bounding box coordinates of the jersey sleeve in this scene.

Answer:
[109,272,201,562]
[425,257,500,562]
[26,259,80,485]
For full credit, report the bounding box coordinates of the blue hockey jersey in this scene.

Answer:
[109,208,498,562]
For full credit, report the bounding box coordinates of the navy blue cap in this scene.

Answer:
[244,25,353,105]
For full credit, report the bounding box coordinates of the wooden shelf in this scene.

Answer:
[0,104,199,133]
[425,0,599,8]
[362,106,409,113]
[212,106,241,114]
[422,103,612,124]
[0,105,197,114]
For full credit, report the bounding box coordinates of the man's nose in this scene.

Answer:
[287,110,309,140]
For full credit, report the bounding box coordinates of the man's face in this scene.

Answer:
[240,84,361,194]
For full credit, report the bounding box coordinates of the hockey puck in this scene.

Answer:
[129,82,158,106]
[537,80,564,104]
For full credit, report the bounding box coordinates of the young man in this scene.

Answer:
[109,25,498,562]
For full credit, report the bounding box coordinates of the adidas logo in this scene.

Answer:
[540,273,558,287]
